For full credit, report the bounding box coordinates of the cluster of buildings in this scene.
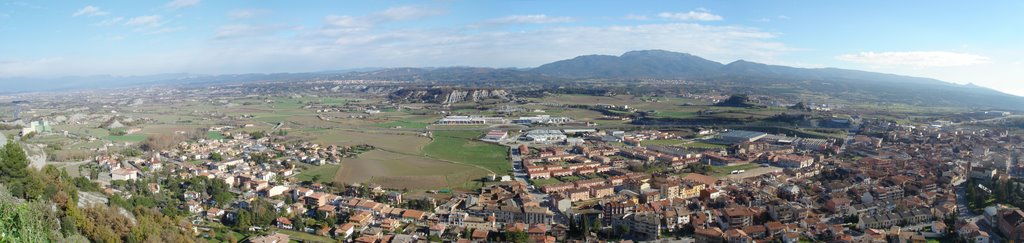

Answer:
[71,100,1024,243]
[19,120,52,136]
[486,121,1024,242]
[436,115,575,126]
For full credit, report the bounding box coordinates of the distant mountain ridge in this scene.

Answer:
[1,49,1021,110]
[528,50,1024,109]
[531,50,723,78]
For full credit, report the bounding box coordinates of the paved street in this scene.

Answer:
[506,142,567,225]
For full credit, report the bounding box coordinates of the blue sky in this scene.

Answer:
[1,0,1023,95]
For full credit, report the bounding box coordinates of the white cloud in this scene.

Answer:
[1,19,796,82]
[95,17,124,26]
[228,9,271,20]
[658,10,723,21]
[147,27,185,35]
[72,5,108,17]
[214,24,285,39]
[624,14,650,21]
[3,1,43,9]
[371,5,445,21]
[124,15,163,28]
[481,14,576,25]
[323,15,371,30]
[305,22,788,68]
[837,51,991,68]
[166,0,200,9]
[313,6,445,37]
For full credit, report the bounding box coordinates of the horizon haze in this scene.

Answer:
[1,0,1023,95]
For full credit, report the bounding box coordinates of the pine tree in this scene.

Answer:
[0,140,29,182]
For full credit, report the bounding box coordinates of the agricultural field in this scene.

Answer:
[295,164,341,183]
[423,130,511,175]
[333,150,490,190]
[299,129,429,155]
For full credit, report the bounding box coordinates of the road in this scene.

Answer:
[506,143,567,225]
[952,183,1001,240]
[954,184,979,219]
[953,114,1024,126]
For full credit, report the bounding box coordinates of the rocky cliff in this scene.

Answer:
[389,88,511,104]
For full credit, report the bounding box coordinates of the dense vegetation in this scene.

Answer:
[0,140,195,242]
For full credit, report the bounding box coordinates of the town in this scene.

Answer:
[2,81,1023,243]
[2,2,1024,242]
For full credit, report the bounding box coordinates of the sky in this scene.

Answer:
[1,0,1023,95]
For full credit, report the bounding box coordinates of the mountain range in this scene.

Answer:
[2,50,1021,110]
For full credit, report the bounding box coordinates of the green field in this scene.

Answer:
[530,178,564,187]
[682,141,729,149]
[373,120,430,129]
[207,131,225,140]
[275,229,334,243]
[642,139,687,146]
[424,131,511,174]
[653,111,698,119]
[295,164,341,183]
[106,134,147,142]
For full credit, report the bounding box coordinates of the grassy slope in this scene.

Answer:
[295,164,341,183]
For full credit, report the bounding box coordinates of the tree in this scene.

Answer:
[234,210,253,230]
[503,230,529,243]
[614,224,630,239]
[0,140,30,182]
[141,134,181,152]
[0,188,56,242]
[581,216,591,236]
[293,217,305,231]
[78,204,134,242]
[209,152,224,162]
[0,140,43,199]
[249,153,271,164]
[250,131,268,139]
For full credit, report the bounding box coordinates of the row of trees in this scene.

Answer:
[966,177,1024,212]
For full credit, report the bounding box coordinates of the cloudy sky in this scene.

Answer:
[1,0,1023,95]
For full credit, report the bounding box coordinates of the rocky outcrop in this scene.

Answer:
[389,88,511,104]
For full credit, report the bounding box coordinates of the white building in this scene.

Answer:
[436,116,508,125]
[513,115,572,125]
[482,130,508,141]
[522,129,567,142]
[111,168,139,181]
[266,186,289,197]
